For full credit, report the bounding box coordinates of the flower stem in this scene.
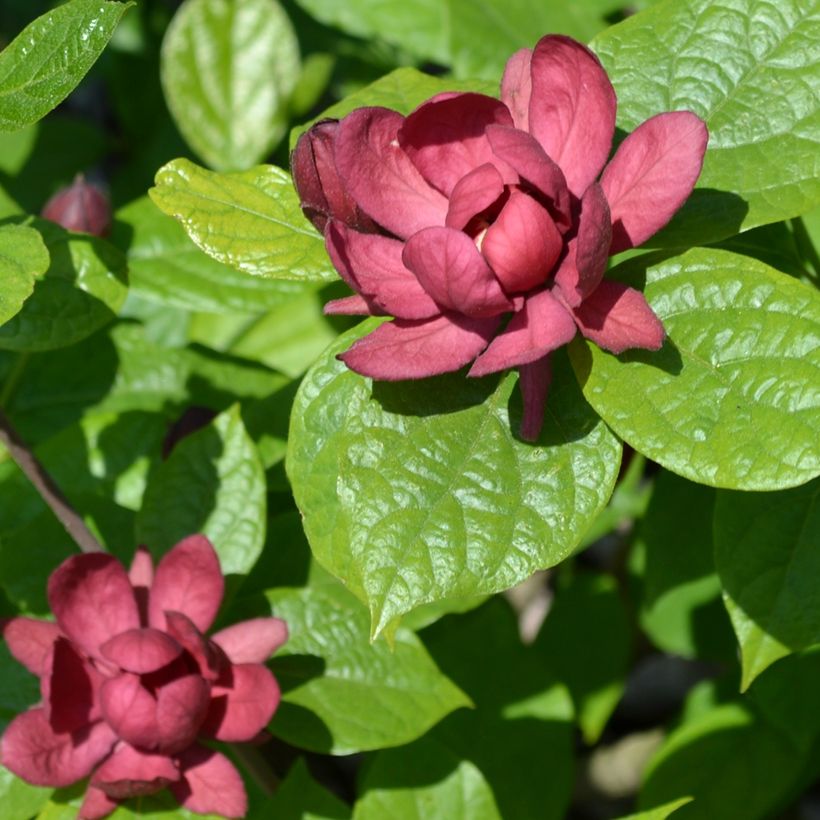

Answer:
[0,409,105,553]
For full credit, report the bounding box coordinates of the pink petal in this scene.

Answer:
[148,535,224,633]
[212,617,288,664]
[0,708,116,787]
[48,554,140,661]
[573,280,665,353]
[100,629,182,675]
[485,125,571,229]
[553,182,612,307]
[469,289,576,376]
[164,610,224,681]
[43,637,103,733]
[518,356,552,442]
[99,673,159,750]
[481,190,563,294]
[324,294,378,315]
[2,617,60,676]
[528,35,617,197]
[445,163,506,231]
[403,227,514,317]
[600,111,708,253]
[153,670,211,754]
[79,786,119,820]
[398,92,516,196]
[326,221,440,320]
[200,663,280,742]
[501,48,533,131]
[92,744,180,799]
[172,746,248,819]
[340,314,500,380]
[128,547,153,627]
[334,107,448,239]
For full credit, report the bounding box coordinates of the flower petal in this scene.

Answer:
[403,227,514,317]
[79,786,119,820]
[501,48,533,131]
[164,610,224,681]
[445,163,505,231]
[553,182,611,307]
[326,221,440,320]
[573,280,665,353]
[172,746,248,819]
[469,289,576,376]
[1,617,60,676]
[200,663,280,742]
[153,671,211,754]
[212,617,288,664]
[398,92,516,196]
[48,554,140,661]
[43,637,103,733]
[99,673,159,750]
[485,125,571,229]
[528,35,617,197]
[334,107,448,239]
[148,535,224,633]
[100,628,183,675]
[481,189,563,294]
[323,294,378,315]
[600,111,708,253]
[92,743,180,799]
[518,356,552,442]
[340,314,500,380]
[0,708,116,787]
[128,547,153,627]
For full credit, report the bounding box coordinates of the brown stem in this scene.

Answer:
[0,409,104,553]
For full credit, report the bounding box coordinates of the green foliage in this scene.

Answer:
[0,0,132,132]
[265,759,350,820]
[0,224,49,326]
[161,0,300,171]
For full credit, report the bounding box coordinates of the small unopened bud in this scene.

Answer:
[292,120,376,234]
[41,175,111,237]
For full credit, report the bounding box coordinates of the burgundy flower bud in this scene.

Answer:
[292,120,377,234]
[41,175,111,237]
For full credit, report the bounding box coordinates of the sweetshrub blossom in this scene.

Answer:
[0,535,287,819]
[293,34,708,439]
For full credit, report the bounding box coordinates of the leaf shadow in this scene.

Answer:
[371,370,499,417]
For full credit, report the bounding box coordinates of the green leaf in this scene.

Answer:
[292,0,449,65]
[149,158,334,282]
[632,471,735,661]
[263,759,350,820]
[592,0,820,246]
[536,572,631,744]
[136,405,266,575]
[0,0,132,131]
[161,0,300,171]
[287,322,621,637]
[0,766,51,820]
[0,220,127,352]
[614,798,694,820]
[114,196,315,313]
[570,248,820,490]
[353,736,501,820]
[714,478,820,689]
[267,585,470,754]
[0,225,49,326]
[449,0,610,79]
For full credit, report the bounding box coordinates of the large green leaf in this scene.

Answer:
[114,196,313,313]
[267,585,470,754]
[263,759,350,820]
[0,767,51,820]
[0,221,127,352]
[570,248,820,490]
[136,405,266,575]
[149,159,333,282]
[0,225,49,326]
[353,736,501,820]
[161,0,300,171]
[714,478,820,689]
[615,799,694,820]
[592,0,820,246]
[0,0,132,132]
[288,322,621,637]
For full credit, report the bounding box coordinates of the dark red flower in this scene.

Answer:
[292,35,708,440]
[41,175,111,237]
[0,536,287,819]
